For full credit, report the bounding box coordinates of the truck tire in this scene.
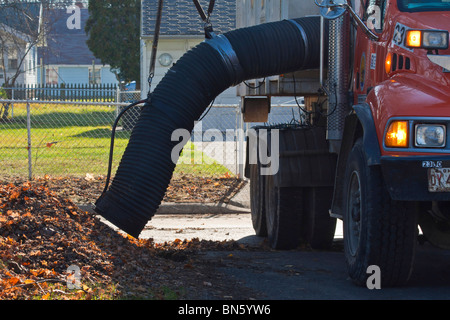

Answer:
[249,163,267,236]
[265,173,303,249]
[303,187,336,250]
[343,138,417,287]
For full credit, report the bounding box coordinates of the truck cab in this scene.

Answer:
[95,0,450,288]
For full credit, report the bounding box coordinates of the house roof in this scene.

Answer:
[141,0,236,37]
[0,1,41,37]
[39,8,102,66]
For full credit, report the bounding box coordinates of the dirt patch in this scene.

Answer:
[0,180,264,300]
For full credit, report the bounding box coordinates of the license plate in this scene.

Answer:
[428,168,450,192]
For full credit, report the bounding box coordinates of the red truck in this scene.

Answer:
[244,0,450,287]
[95,0,450,287]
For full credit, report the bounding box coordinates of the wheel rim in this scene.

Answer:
[346,170,362,257]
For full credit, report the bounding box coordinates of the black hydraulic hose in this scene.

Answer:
[101,99,147,196]
[94,17,324,238]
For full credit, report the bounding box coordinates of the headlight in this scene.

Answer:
[406,30,449,50]
[415,124,446,148]
[423,31,448,49]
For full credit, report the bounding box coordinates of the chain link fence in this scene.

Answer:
[117,90,142,103]
[0,100,124,179]
[0,99,239,180]
[0,97,304,181]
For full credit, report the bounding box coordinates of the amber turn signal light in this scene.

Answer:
[385,52,392,74]
[406,30,422,48]
[385,121,409,148]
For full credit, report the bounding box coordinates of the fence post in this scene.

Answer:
[237,103,245,179]
[10,88,14,119]
[26,102,33,180]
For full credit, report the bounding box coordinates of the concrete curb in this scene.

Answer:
[156,202,250,214]
[79,182,251,215]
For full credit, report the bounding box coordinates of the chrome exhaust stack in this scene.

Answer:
[326,13,351,154]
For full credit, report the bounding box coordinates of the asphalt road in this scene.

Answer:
[201,243,450,300]
[139,213,450,300]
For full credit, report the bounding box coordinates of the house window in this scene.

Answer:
[8,59,18,71]
[46,68,58,85]
[89,68,101,84]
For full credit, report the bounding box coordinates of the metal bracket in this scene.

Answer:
[206,35,244,86]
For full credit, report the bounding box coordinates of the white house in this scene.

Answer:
[140,0,239,105]
[0,1,42,87]
[0,24,30,86]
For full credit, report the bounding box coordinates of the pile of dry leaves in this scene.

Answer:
[0,181,253,300]
[17,173,246,206]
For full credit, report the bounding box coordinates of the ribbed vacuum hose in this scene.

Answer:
[95,17,323,238]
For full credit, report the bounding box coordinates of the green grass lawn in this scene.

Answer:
[176,142,230,176]
[0,102,231,178]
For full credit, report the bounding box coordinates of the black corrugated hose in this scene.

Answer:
[95,17,323,238]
